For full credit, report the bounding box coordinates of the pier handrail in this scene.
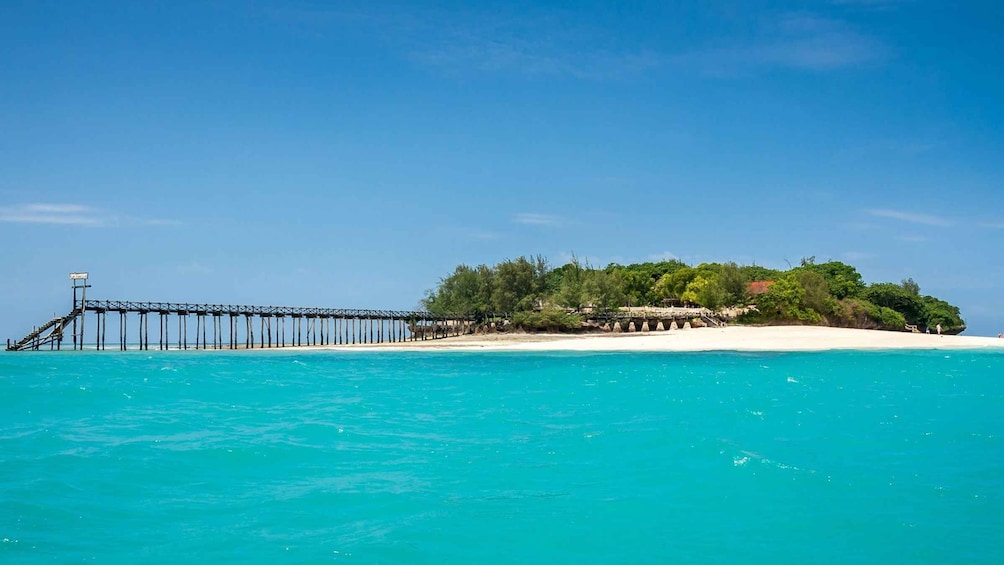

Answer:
[83,300,471,320]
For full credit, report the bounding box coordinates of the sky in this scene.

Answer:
[1,0,1002,338]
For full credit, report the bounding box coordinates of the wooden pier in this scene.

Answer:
[7,299,473,352]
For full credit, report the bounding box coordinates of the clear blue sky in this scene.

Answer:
[2,1,1002,337]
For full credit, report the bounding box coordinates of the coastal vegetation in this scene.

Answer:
[421,256,966,334]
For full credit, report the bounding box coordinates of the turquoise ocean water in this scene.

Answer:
[2,349,1002,563]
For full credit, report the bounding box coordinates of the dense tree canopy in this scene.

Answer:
[421,255,966,333]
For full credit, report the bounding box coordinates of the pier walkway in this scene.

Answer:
[7,298,473,352]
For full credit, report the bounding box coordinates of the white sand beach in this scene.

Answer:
[344,326,1004,353]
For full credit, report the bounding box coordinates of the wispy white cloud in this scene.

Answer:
[266,6,885,79]
[865,208,952,227]
[513,212,563,226]
[0,203,178,228]
[677,13,886,75]
[416,11,884,77]
[269,5,658,80]
[0,203,105,226]
[978,222,1004,230]
[896,234,928,242]
[411,27,659,79]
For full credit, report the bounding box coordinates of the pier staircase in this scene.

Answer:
[700,314,725,328]
[6,309,80,351]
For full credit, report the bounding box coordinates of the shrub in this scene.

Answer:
[836,298,906,330]
[510,310,583,332]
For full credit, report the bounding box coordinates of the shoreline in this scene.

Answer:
[57,326,1004,354]
[338,326,1004,353]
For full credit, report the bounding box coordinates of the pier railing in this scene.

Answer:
[82,300,466,320]
[7,299,473,352]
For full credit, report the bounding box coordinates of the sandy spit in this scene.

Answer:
[327,326,1004,353]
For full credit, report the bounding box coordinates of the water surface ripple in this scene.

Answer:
[2,350,1002,563]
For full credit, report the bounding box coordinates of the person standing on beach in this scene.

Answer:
[936,323,942,336]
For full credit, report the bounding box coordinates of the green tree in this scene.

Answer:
[422,264,493,314]
[680,276,727,309]
[901,278,920,296]
[608,259,688,305]
[584,269,626,311]
[795,270,839,319]
[555,256,587,310]
[740,264,783,284]
[754,274,820,323]
[614,267,655,306]
[837,299,907,330]
[654,267,697,303]
[717,261,749,305]
[921,296,965,333]
[802,261,866,299]
[864,283,925,325]
[532,254,551,300]
[492,257,539,312]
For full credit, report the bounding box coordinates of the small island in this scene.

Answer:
[420,255,966,335]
